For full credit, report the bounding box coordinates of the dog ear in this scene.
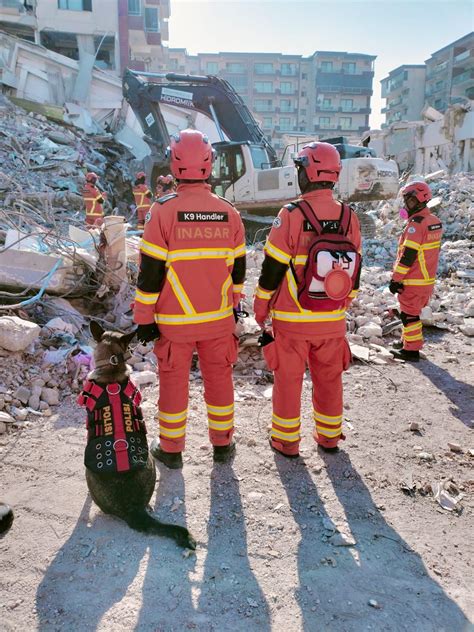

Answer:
[120,329,136,349]
[90,321,105,342]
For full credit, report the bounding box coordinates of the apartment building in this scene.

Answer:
[0,0,170,73]
[381,65,426,125]
[425,32,473,112]
[381,32,474,126]
[164,49,375,152]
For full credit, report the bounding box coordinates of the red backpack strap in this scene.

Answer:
[77,380,104,411]
[293,199,323,234]
[338,203,352,235]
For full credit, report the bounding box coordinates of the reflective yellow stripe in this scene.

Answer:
[167,248,234,264]
[395,264,410,275]
[271,309,345,323]
[272,413,300,428]
[255,285,275,300]
[264,241,292,264]
[286,269,304,313]
[233,283,244,293]
[160,425,186,438]
[402,239,421,250]
[404,333,423,342]
[140,239,168,261]
[403,278,435,286]
[134,289,160,305]
[294,255,308,266]
[313,411,342,425]
[271,428,300,442]
[422,241,441,250]
[349,289,359,298]
[155,306,233,325]
[158,409,187,422]
[234,243,246,257]
[403,324,422,333]
[167,266,196,314]
[417,250,430,281]
[208,418,234,431]
[207,403,234,416]
[316,426,342,438]
[220,276,232,310]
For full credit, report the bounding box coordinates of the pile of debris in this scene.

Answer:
[0,93,137,230]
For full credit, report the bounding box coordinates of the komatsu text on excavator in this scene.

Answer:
[123,69,399,215]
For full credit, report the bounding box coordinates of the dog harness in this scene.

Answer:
[78,378,148,474]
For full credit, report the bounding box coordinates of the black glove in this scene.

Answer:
[136,323,160,343]
[389,280,404,295]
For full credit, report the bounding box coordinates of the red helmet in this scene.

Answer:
[86,172,98,183]
[294,142,341,183]
[400,181,432,204]
[136,171,146,180]
[167,129,215,180]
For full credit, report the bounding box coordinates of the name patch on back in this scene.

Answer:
[178,212,228,222]
[304,220,340,233]
[428,223,442,231]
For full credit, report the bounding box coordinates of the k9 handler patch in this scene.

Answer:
[178,211,228,222]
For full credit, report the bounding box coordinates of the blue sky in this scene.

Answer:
[167,0,473,128]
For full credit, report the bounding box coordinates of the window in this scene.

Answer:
[254,81,273,93]
[320,61,333,72]
[226,62,245,73]
[58,0,92,10]
[340,117,352,129]
[254,99,273,112]
[281,63,296,76]
[127,0,140,15]
[301,90,307,97]
[228,75,248,90]
[322,98,332,109]
[262,117,273,128]
[302,73,308,80]
[319,117,331,129]
[255,63,274,74]
[250,145,271,169]
[280,99,292,112]
[280,82,294,94]
[342,62,356,74]
[341,98,354,111]
[279,117,291,131]
[144,7,159,32]
[206,62,219,74]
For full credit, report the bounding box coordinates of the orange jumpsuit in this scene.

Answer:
[392,208,442,350]
[132,183,153,230]
[133,183,246,453]
[253,189,361,453]
[83,182,105,226]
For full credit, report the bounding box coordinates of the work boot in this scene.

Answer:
[213,441,236,464]
[150,438,183,469]
[390,348,420,362]
[317,444,340,454]
[268,437,299,459]
[392,340,403,349]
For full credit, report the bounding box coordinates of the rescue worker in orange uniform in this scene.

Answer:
[155,174,175,197]
[132,171,153,231]
[83,172,106,227]
[253,142,362,457]
[133,129,246,468]
[389,181,443,362]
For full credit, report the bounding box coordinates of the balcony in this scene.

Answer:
[316,105,338,111]
[452,69,474,85]
[453,49,472,64]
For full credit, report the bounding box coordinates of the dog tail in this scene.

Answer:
[124,509,196,550]
[0,503,14,535]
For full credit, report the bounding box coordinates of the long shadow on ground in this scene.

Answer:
[415,360,473,428]
[275,450,470,632]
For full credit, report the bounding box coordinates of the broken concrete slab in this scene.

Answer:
[0,316,40,352]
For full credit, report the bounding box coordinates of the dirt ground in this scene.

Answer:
[0,326,473,632]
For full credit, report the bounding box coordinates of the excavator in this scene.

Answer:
[122,69,399,221]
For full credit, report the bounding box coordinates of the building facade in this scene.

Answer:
[425,31,474,112]
[381,32,473,126]
[0,0,170,74]
[381,65,426,125]
[163,49,375,153]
